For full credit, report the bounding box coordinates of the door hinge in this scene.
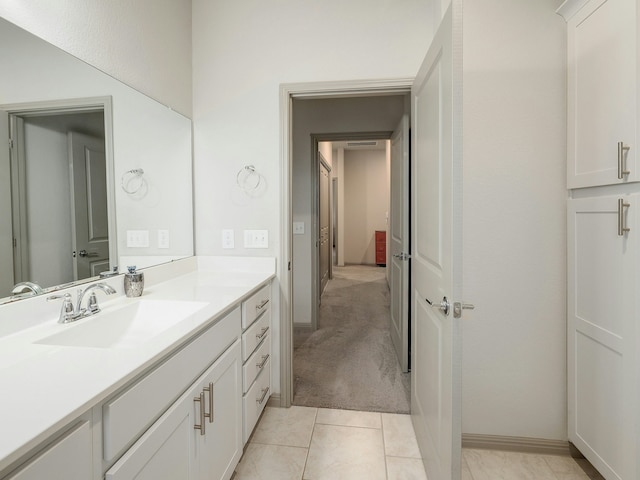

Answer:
[8,138,14,149]
[288,261,292,271]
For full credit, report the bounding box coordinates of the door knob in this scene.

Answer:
[426,296,450,316]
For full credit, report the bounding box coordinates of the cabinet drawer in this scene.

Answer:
[243,362,270,443]
[103,307,241,462]
[243,335,270,393]
[6,421,91,480]
[242,309,270,361]
[241,284,270,329]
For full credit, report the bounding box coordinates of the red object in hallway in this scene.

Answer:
[375,230,386,266]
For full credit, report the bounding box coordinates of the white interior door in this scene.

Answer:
[69,131,109,280]
[411,5,463,480]
[0,110,13,295]
[390,114,410,373]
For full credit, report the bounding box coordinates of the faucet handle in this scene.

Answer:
[47,293,76,323]
[87,292,101,314]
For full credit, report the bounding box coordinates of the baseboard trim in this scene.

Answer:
[462,434,571,456]
[266,393,281,407]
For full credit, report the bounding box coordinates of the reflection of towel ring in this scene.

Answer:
[236,165,261,193]
[121,169,145,194]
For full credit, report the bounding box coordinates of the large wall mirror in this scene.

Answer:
[0,17,194,303]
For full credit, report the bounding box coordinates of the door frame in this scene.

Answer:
[279,79,412,406]
[2,97,117,282]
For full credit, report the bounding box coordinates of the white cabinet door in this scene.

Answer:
[106,340,242,480]
[566,0,637,188]
[7,421,91,480]
[105,381,197,480]
[568,195,637,479]
[196,341,243,480]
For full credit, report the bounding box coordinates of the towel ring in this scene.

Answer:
[236,165,261,193]
[121,169,145,194]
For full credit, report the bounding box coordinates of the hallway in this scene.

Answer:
[292,265,410,413]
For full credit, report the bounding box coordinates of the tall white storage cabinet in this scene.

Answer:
[559,0,640,478]
[562,0,638,189]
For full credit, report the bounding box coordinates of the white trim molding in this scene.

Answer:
[462,434,572,457]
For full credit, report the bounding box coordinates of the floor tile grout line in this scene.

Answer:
[381,414,389,480]
[298,407,319,480]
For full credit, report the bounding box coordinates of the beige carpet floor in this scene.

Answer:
[292,265,410,413]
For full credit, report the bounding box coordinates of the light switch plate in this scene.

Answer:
[157,230,170,249]
[126,230,149,248]
[244,229,268,248]
[293,222,305,235]
[222,229,235,249]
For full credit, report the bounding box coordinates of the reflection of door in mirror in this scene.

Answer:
[69,131,109,280]
[5,107,107,295]
[0,111,12,296]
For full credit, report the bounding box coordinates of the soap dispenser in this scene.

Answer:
[124,266,144,297]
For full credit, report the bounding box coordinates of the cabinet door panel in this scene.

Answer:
[567,0,637,188]
[197,341,242,480]
[7,422,91,480]
[568,195,636,479]
[105,386,196,480]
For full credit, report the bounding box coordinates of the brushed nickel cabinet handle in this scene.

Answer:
[618,198,630,236]
[256,299,269,311]
[618,142,630,179]
[194,391,206,435]
[256,326,269,340]
[257,387,270,405]
[256,354,270,369]
[203,382,214,423]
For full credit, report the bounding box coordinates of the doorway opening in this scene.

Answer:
[294,133,411,413]
[0,97,115,297]
[284,87,412,413]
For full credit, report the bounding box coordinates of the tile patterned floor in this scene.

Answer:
[233,406,603,480]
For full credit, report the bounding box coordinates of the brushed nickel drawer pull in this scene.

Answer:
[256,299,269,311]
[618,142,631,179]
[257,387,270,405]
[618,198,630,236]
[256,326,269,340]
[194,392,206,435]
[203,382,214,423]
[256,354,270,369]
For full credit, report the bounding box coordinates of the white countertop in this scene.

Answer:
[0,256,276,473]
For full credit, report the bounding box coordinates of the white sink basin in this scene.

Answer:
[35,299,208,349]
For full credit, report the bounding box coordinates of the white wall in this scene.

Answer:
[461,0,567,440]
[290,96,406,326]
[0,0,192,116]
[343,149,388,264]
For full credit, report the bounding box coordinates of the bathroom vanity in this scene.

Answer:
[0,256,275,480]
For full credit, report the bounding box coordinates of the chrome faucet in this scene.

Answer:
[11,281,44,296]
[76,283,117,315]
[47,282,116,323]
